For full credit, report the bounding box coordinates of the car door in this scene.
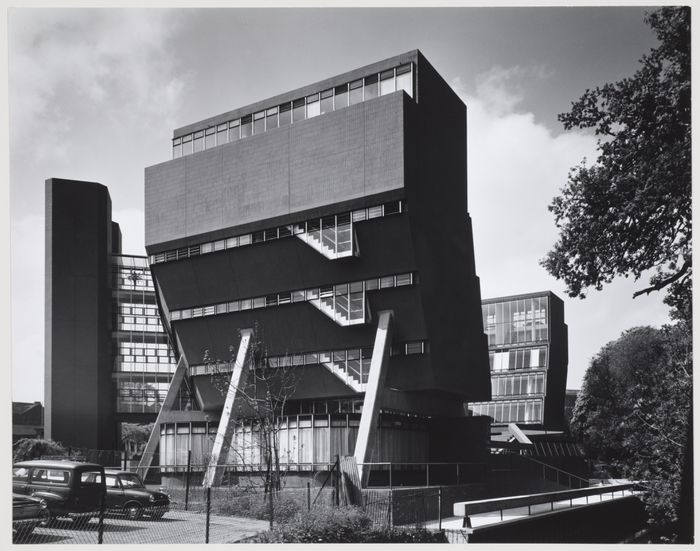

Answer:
[12,467,30,495]
[104,474,124,511]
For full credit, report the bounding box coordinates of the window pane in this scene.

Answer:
[349,79,363,105]
[173,138,182,159]
[380,69,395,95]
[193,131,204,152]
[279,103,291,126]
[241,115,252,138]
[334,84,348,109]
[229,120,241,141]
[266,107,278,130]
[205,127,216,149]
[181,135,193,156]
[396,64,413,97]
[320,89,333,114]
[217,123,228,145]
[253,111,265,135]
[292,98,306,122]
[307,93,320,118]
[364,74,378,100]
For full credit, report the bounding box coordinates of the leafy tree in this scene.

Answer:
[204,326,297,528]
[571,324,691,534]
[13,438,67,462]
[542,7,691,321]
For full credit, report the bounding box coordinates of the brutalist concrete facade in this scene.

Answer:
[45,178,176,451]
[144,50,492,472]
[45,178,116,450]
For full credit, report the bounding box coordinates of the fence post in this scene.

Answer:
[205,486,211,544]
[389,463,392,489]
[426,463,430,487]
[97,488,105,544]
[123,450,127,471]
[438,487,442,531]
[334,455,340,507]
[185,450,192,511]
[389,488,394,528]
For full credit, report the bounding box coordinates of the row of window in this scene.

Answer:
[118,305,159,317]
[118,322,164,333]
[116,362,177,374]
[469,398,544,424]
[482,296,549,325]
[286,398,364,416]
[119,354,173,364]
[169,272,415,322]
[189,340,427,378]
[490,346,548,372]
[490,372,546,397]
[172,63,414,159]
[149,200,404,265]
[485,323,549,348]
[118,342,172,356]
[118,316,161,326]
[159,412,364,468]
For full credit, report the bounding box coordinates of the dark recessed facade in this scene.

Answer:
[468,291,569,431]
[45,178,176,451]
[141,50,492,481]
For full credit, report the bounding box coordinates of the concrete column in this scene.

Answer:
[203,329,253,487]
[354,310,393,487]
[136,354,189,479]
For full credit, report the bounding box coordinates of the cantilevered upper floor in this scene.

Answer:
[145,50,469,254]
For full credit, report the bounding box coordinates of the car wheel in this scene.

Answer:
[39,508,53,528]
[125,503,143,520]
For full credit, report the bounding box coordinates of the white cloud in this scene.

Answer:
[451,68,670,389]
[9,9,190,404]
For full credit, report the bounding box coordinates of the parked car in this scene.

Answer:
[12,460,106,523]
[12,493,50,540]
[102,469,169,520]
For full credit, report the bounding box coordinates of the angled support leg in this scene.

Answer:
[354,310,393,488]
[137,354,188,479]
[203,329,254,488]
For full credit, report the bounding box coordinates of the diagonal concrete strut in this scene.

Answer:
[136,353,189,479]
[203,329,254,487]
[354,310,393,488]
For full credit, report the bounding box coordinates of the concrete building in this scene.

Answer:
[45,178,176,451]
[467,291,569,431]
[140,50,492,484]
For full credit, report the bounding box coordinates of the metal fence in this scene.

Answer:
[12,463,334,545]
[13,461,467,544]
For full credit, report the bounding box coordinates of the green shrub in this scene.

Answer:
[13,438,67,462]
[250,505,446,543]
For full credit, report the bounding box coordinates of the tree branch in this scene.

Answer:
[632,259,692,298]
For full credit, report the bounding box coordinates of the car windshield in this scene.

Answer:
[118,474,145,488]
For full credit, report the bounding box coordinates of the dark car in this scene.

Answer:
[102,469,169,519]
[12,493,50,540]
[13,460,106,523]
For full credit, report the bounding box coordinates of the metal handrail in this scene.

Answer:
[517,454,590,486]
[454,482,638,527]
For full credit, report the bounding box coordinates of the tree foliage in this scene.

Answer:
[571,323,692,532]
[13,438,67,462]
[121,423,153,444]
[542,7,691,320]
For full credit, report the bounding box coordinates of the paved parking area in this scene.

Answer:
[16,510,269,545]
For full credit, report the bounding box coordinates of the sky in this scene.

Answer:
[8,6,673,404]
